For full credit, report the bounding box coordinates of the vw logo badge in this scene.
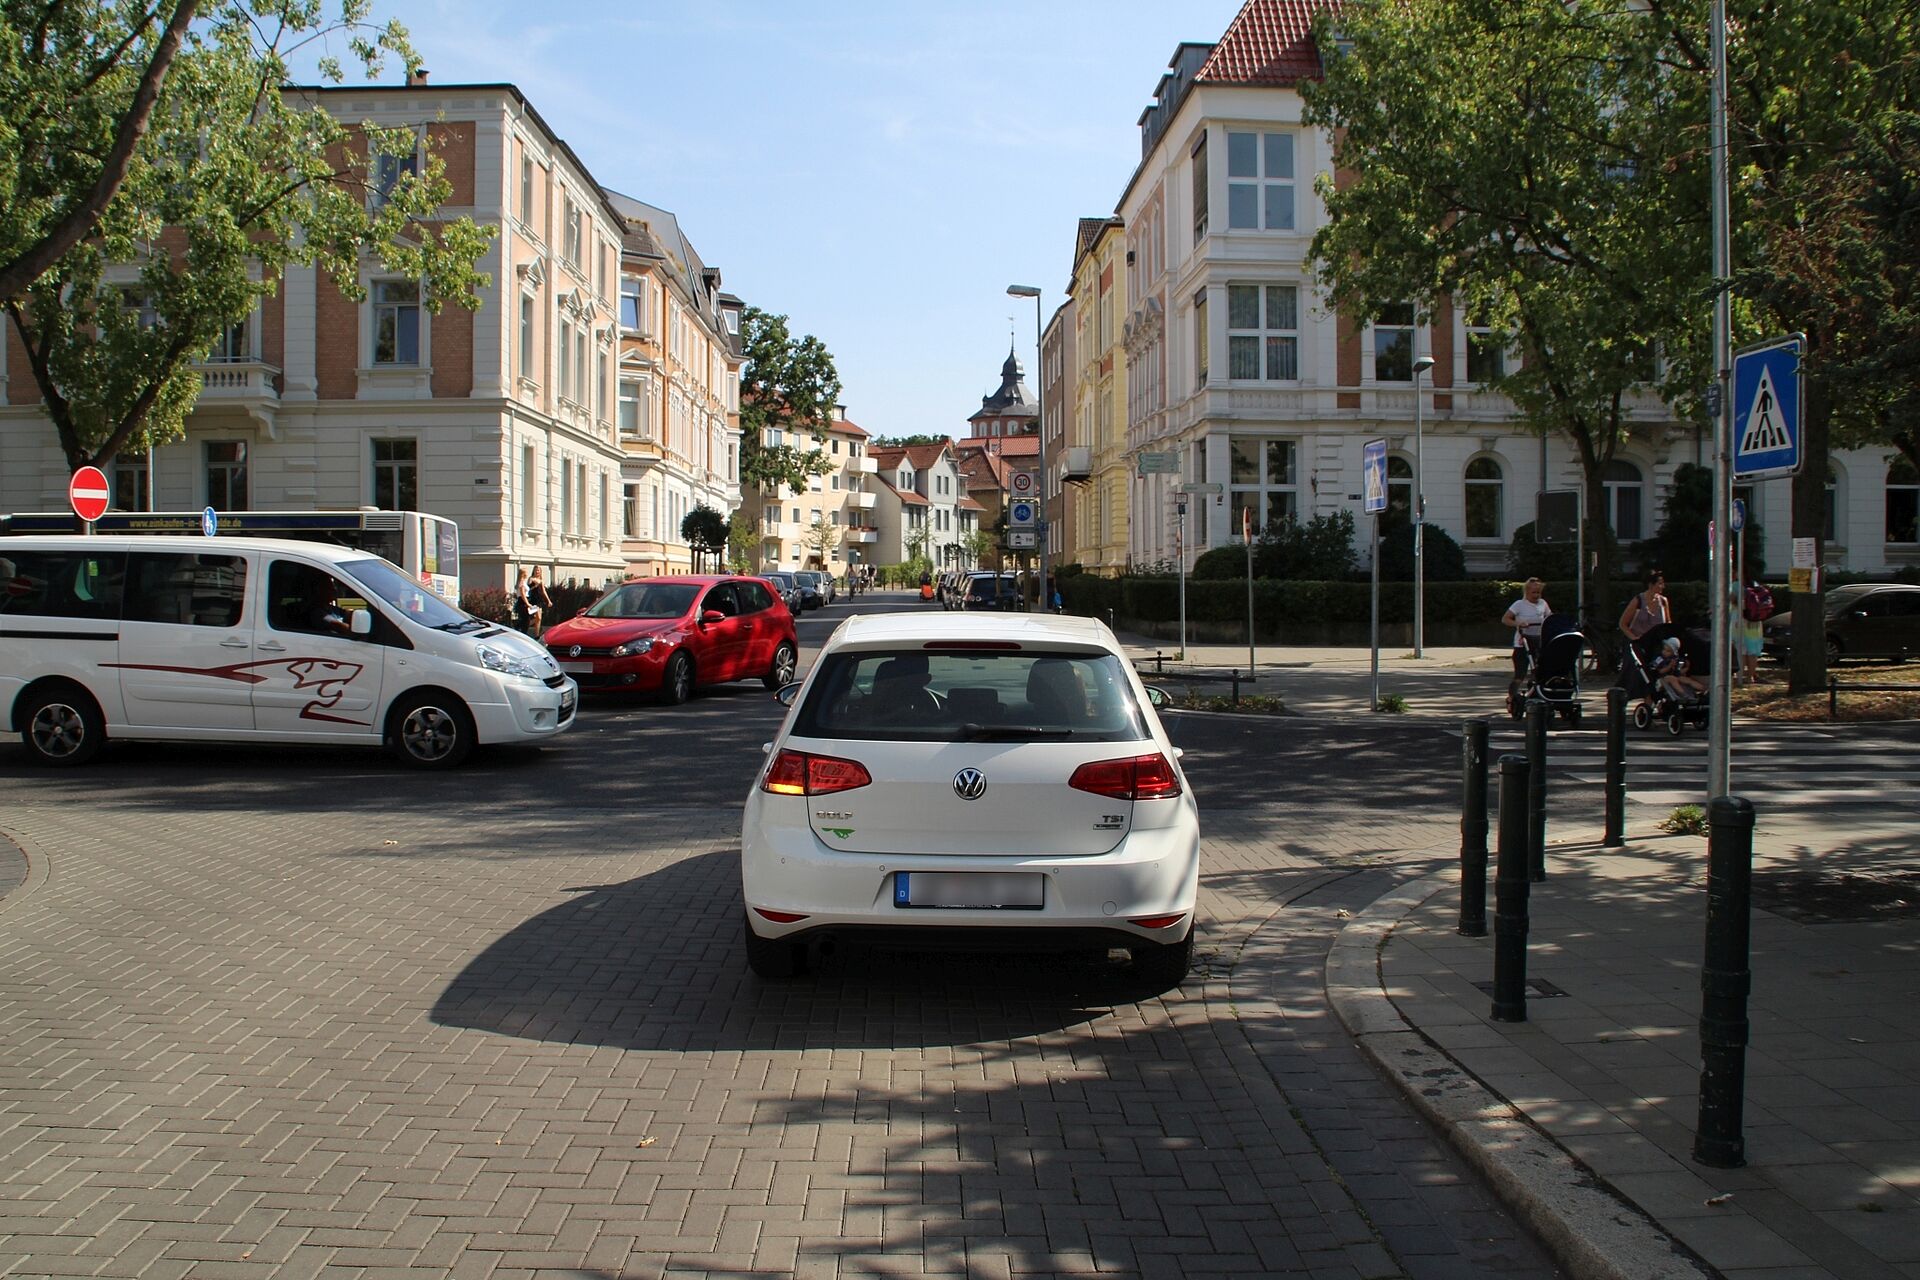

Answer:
[568,645,582,658]
[953,768,987,801]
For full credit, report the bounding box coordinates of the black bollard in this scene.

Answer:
[1491,754,1531,1022]
[1459,720,1490,936]
[1525,701,1549,882]
[1603,687,1628,848]
[1694,796,1756,1169]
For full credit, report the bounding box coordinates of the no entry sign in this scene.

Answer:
[69,466,111,522]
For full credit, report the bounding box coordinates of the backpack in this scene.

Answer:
[1742,583,1775,622]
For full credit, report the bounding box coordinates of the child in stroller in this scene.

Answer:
[1620,622,1710,735]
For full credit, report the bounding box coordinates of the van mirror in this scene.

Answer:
[1144,685,1171,709]
[349,609,373,637]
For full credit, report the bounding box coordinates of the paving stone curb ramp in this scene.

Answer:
[1327,873,1718,1280]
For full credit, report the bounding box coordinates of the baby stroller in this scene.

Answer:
[1620,621,1710,736]
[1507,613,1587,726]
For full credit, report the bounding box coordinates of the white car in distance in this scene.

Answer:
[740,612,1200,985]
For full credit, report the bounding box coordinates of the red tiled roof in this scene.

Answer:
[871,442,951,471]
[831,418,869,439]
[874,475,928,506]
[957,496,987,512]
[957,435,1039,458]
[1197,0,1340,87]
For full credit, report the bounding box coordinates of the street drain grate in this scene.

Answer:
[1751,870,1920,925]
[1470,978,1570,998]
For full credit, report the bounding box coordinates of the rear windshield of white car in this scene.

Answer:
[794,648,1150,742]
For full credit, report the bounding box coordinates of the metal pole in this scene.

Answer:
[1491,753,1531,1022]
[1413,364,1426,658]
[1576,488,1586,631]
[1246,522,1256,681]
[1707,0,1735,800]
[1370,514,1381,711]
[1694,795,1755,1168]
[1460,719,1490,936]
[1735,524,1746,684]
[1526,701,1549,882]
[1177,501,1188,658]
[1034,294,1049,619]
[1604,687,1628,847]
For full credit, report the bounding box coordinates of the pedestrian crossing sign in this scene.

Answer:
[1732,334,1804,480]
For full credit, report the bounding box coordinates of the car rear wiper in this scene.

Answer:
[959,723,1073,740]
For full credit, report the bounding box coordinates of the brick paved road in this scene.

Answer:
[0,605,1557,1279]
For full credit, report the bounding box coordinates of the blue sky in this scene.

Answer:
[356,1,1251,436]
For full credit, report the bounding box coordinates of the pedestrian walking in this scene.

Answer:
[1739,575,1775,684]
[1618,567,1671,642]
[511,567,533,634]
[527,566,553,637]
[1502,577,1552,685]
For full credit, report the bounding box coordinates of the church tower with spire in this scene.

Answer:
[965,344,1041,442]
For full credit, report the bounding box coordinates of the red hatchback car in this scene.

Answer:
[542,576,798,704]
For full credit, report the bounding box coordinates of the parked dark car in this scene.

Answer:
[542,576,798,703]
[1763,583,1920,662]
[763,571,806,614]
[791,571,828,610]
[961,572,1020,611]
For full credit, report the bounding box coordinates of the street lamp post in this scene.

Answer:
[1412,352,1436,658]
[1008,284,1047,611]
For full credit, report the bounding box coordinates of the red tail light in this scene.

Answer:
[1068,752,1182,800]
[761,749,873,796]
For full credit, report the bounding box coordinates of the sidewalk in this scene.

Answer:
[1329,813,1920,1280]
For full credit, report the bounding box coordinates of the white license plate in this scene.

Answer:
[560,688,577,712]
[894,871,1044,910]
[561,661,594,675]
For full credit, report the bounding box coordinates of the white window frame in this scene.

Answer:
[1227,436,1298,537]
[518,293,536,385]
[1226,283,1299,382]
[1463,455,1504,540]
[1225,130,1296,231]
[370,279,423,367]
[563,197,582,268]
[1602,459,1646,542]
[370,131,421,211]
[1370,304,1418,383]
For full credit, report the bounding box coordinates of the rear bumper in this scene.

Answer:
[740,810,1200,944]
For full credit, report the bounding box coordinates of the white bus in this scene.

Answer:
[1,509,461,603]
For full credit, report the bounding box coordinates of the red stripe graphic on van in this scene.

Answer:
[102,657,368,725]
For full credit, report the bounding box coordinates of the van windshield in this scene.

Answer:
[340,557,473,629]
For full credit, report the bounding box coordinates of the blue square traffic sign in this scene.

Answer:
[1362,439,1388,515]
[1732,334,1803,480]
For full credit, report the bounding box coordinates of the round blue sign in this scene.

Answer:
[201,507,218,537]
[1731,498,1746,533]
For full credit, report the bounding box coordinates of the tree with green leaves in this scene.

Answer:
[4,2,494,472]
[1305,0,1709,625]
[681,503,729,573]
[725,510,758,571]
[738,304,842,495]
[964,528,993,569]
[872,434,944,448]
[905,523,932,566]
[803,514,837,567]
[1639,0,1920,690]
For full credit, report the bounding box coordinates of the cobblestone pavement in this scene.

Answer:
[0,605,1560,1279]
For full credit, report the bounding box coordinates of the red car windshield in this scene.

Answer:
[586,583,699,620]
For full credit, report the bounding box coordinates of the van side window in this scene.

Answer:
[266,560,362,638]
[124,553,248,627]
[0,550,125,619]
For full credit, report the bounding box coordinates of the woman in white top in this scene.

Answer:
[1503,577,1552,679]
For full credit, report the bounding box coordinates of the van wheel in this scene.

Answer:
[387,692,474,769]
[1129,927,1195,990]
[19,685,105,766]
[762,642,797,691]
[663,652,694,705]
[744,913,806,980]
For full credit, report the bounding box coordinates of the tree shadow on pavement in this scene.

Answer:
[429,849,1161,1053]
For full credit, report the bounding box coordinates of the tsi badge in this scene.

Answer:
[952,768,987,801]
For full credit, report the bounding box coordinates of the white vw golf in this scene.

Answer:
[740,612,1200,984]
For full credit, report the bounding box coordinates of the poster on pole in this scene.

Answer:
[1363,439,1388,515]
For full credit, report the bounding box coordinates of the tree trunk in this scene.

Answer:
[1787,373,1833,694]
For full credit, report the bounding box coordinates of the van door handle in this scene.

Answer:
[258,640,287,653]
[219,637,249,649]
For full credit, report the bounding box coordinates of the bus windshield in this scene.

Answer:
[341,557,475,630]
[586,583,699,620]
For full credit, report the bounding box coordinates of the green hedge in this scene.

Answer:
[1060,574,1711,641]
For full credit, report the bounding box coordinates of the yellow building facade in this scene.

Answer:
[1070,218,1130,575]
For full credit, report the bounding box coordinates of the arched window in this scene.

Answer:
[1464,456,1504,539]
[1603,459,1644,541]
[1887,457,1918,544]
[1386,456,1414,530]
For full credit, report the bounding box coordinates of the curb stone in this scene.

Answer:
[1326,872,1719,1280]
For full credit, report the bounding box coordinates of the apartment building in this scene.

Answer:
[746,416,880,575]
[603,190,742,574]
[1070,217,1130,574]
[1113,0,1915,577]
[1042,301,1082,568]
[0,80,748,589]
[869,440,977,568]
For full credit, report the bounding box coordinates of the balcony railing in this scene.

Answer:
[842,527,877,544]
[846,455,878,474]
[196,360,279,401]
[844,491,877,510]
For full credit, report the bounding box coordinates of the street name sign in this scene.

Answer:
[1136,450,1180,475]
[1180,482,1222,495]
[1733,333,1804,480]
[69,467,110,523]
[1363,439,1387,515]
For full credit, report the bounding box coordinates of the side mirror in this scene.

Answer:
[700,609,726,625]
[349,609,373,637]
[1852,609,1870,619]
[775,681,803,707]
[1144,685,1171,708]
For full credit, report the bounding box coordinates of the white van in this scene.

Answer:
[0,535,577,768]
